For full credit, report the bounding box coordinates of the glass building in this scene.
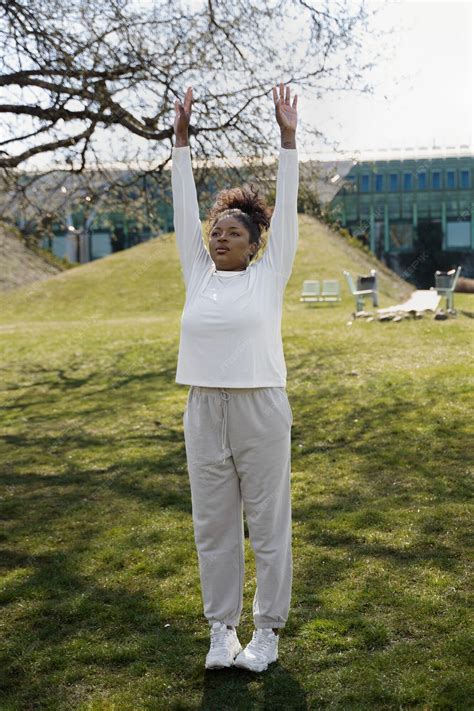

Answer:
[329,152,474,279]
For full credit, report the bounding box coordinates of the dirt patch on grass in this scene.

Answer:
[0,224,66,293]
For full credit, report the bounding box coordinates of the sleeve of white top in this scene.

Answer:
[260,147,299,281]
[171,146,212,287]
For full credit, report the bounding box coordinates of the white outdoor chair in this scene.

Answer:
[429,265,462,310]
[320,279,341,302]
[343,270,378,312]
[300,280,321,303]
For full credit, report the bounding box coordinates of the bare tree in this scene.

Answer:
[0,0,387,230]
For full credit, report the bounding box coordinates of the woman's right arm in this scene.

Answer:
[172,87,212,287]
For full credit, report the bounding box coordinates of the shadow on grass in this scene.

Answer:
[0,358,178,400]
[1,542,308,708]
[199,663,309,710]
[1,452,192,548]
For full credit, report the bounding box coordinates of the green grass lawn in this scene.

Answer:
[1,215,472,710]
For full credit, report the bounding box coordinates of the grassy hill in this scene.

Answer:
[0,214,414,324]
[1,215,472,710]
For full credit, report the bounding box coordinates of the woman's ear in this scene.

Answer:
[246,245,256,263]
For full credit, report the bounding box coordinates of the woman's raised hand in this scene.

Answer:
[174,86,193,147]
[273,83,298,131]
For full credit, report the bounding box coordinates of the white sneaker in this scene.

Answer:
[205,621,242,669]
[233,628,279,672]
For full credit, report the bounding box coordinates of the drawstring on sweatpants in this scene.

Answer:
[220,390,230,463]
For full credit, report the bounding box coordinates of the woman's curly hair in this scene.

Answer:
[206,184,272,262]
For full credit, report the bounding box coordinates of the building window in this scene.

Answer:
[460,169,470,189]
[446,170,456,189]
[401,200,413,219]
[403,173,413,190]
[417,171,427,189]
[361,174,370,192]
[432,171,441,189]
[360,204,370,219]
[345,175,357,193]
[373,204,385,221]
[375,174,384,192]
[447,220,471,248]
[389,173,399,191]
[388,197,401,220]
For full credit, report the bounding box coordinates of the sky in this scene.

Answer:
[304,0,473,159]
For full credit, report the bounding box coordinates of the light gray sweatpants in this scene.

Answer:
[183,385,293,630]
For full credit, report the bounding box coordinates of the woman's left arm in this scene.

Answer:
[260,83,299,282]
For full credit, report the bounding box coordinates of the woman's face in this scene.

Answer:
[209,216,257,271]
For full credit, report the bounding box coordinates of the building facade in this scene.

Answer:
[329,153,474,283]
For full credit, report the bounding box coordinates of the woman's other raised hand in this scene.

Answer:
[272,83,297,149]
[174,86,193,147]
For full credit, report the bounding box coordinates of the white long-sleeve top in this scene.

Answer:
[172,145,299,387]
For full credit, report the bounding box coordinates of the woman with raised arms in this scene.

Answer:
[172,82,299,672]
